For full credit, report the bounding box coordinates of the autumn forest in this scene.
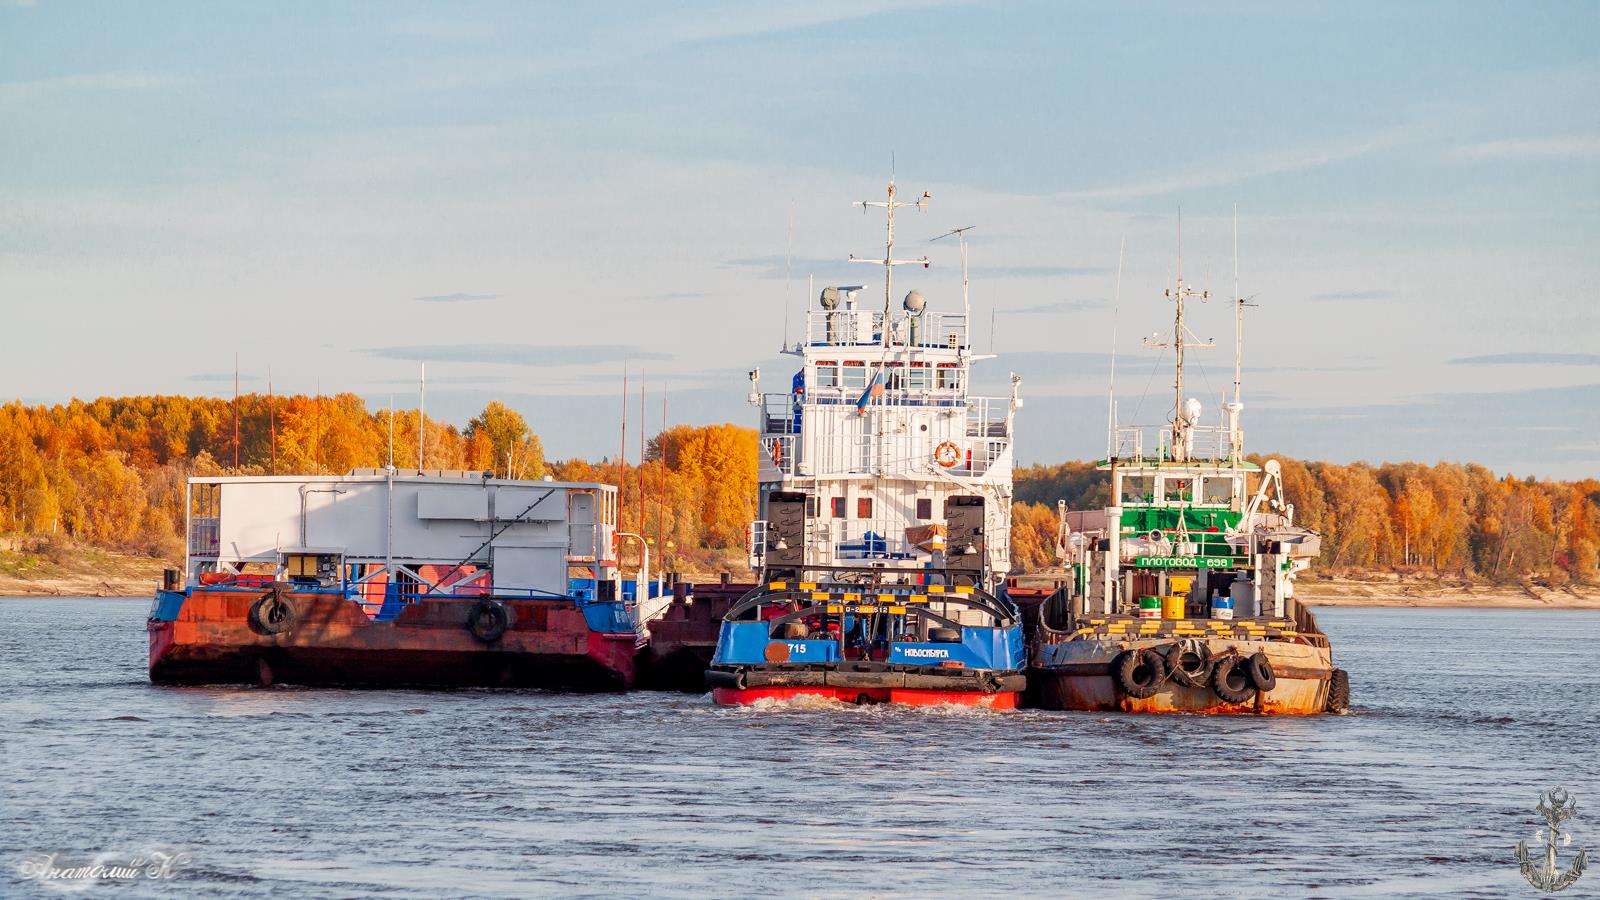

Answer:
[0,394,1595,584]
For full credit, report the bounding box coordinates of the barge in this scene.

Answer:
[1028,230,1348,714]
[149,470,664,689]
[706,183,1027,707]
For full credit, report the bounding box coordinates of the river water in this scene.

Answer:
[1,598,1596,898]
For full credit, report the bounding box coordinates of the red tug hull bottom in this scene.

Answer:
[712,685,1019,709]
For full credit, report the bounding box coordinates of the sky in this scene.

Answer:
[2,1,1597,477]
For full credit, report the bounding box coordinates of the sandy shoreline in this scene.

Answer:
[3,560,1597,609]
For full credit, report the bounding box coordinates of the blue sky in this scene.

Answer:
[2,1,1596,476]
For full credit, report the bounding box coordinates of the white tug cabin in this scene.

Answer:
[746,184,1021,599]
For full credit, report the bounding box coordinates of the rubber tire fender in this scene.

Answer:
[248,590,298,636]
[1246,652,1277,692]
[1113,648,1168,699]
[1326,667,1351,713]
[1164,643,1212,688]
[467,598,510,643]
[1212,656,1256,704]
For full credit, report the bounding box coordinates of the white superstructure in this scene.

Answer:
[746,183,1021,594]
[183,470,618,599]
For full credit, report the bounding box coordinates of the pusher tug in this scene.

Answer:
[1028,226,1349,715]
[706,184,1027,708]
[148,469,667,689]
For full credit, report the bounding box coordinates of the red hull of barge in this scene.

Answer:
[711,686,1019,709]
[149,589,638,690]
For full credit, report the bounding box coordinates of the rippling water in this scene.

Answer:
[2,598,1597,898]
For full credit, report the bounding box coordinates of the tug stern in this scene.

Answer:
[707,581,1026,708]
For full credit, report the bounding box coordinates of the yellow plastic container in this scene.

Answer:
[1162,595,1186,619]
[1169,575,1193,594]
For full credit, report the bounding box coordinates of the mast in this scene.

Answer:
[1145,212,1212,461]
[850,181,930,350]
[418,363,426,471]
[931,225,977,357]
[268,366,276,475]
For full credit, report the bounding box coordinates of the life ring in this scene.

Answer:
[1211,655,1256,703]
[1113,648,1167,698]
[467,598,509,643]
[247,590,298,636]
[933,441,961,467]
[1247,652,1277,692]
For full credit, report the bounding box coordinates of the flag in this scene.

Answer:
[854,370,883,415]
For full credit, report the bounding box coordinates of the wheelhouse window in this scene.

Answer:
[1164,477,1193,503]
[1120,474,1154,504]
[841,363,867,390]
[935,367,962,390]
[1200,476,1234,505]
[815,365,839,388]
[906,366,931,390]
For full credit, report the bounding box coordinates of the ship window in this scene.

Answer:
[815,365,839,388]
[806,496,819,517]
[1120,475,1154,504]
[841,364,867,389]
[1201,477,1234,505]
[857,497,873,518]
[1164,477,1193,502]
[831,497,845,518]
[917,498,932,519]
[906,367,930,389]
[936,368,963,390]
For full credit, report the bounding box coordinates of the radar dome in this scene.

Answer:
[1182,397,1203,423]
[903,289,926,314]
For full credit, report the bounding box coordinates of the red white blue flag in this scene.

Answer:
[854,370,883,415]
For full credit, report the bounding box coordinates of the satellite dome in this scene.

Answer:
[903,289,926,314]
[819,286,840,310]
[1182,397,1203,423]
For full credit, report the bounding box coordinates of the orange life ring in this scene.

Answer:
[934,441,961,468]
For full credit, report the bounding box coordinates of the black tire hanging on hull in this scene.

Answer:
[1326,668,1351,713]
[1212,656,1256,704]
[1113,649,1168,699]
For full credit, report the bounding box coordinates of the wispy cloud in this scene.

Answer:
[1063,125,1425,201]
[1452,135,1600,161]
[415,292,498,303]
[722,255,849,279]
[1447,352,1600,367]
[365,344,671,367]
[0,71,180,101]
[997,298,1107,315]
[1308,289,1394,302]
[628,291,710,303]
[971,265,1109,279]
[186,372,263,384]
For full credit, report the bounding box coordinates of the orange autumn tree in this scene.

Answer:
[0,393,1596,583]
